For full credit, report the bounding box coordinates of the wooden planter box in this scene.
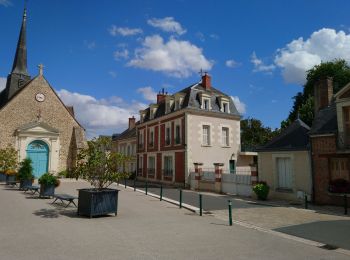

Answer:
[6,175,16,184]
[40,185,55,198]
[77,188,119,218]
[20,179,32,189]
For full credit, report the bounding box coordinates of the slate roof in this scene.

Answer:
[113,126,137,141]
[309,102,338,135]
[257,119,311,152]
[141,82,240,123]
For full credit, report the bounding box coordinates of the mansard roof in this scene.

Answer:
[309,102,337,136]
[140,82,240,123]
[257,119,310,152]
[113,124,138,142]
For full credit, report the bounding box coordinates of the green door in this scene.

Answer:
[229,160,236,174]
[26,140,49,179]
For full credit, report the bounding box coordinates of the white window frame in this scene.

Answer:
[202,125,211,146]
[272,154,295,192]
[162,153,175,180]
[222,127,229,147]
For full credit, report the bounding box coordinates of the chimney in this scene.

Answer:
[314,77,333,113]
[129,116,136,129]
[157,88,166,104]
[202,73,211,89]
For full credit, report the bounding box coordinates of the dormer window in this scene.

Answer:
[175,100,180,110]
[165,97,174,114]
[204,99,209,110]
[199,93,211,111]
[149,105,158,120]
[223,102,229,113]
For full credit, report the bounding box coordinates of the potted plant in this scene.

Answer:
[38,173,60,197]
[74,137,130,218]
[17,158,34,189]
[253,181,270,200]
[0,146,18,183]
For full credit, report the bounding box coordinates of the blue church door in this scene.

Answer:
[26,140,49,178]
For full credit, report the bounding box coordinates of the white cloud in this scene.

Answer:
[113,49,129,60]
[147,17,186,35]
[250,52,275,73]
[225,59,240,68]
[0,0,12,7]
[109,25,143,36]
[275,28,350,84]
[128,35,212,78]
[108,71,117,78]
[0,77,6,91]
[57,89,146,138]
[137,86,157,103]
[231,96,246,115]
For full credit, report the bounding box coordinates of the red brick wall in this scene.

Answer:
[175,151,185,183]
[143,154,147,178]
[311,136,336,155]
[157,153,162,180]
[160,124,165,149]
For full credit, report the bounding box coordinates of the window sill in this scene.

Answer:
[201,144,212,147]
[221,146,231,148]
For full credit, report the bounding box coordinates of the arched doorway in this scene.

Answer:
[26,140,49,178]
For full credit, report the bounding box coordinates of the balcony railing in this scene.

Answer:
[175,136,181,145]
[138,168,143,176]
[163,169,173,177]
[138,143,144,149]
[149,141,154,147]
[165,138,171,146]
[147,168,155,177]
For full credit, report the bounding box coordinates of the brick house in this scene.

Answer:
[136,74,244,186]
[310,77,350,206]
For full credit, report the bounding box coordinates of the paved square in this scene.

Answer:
[0,180,348,260]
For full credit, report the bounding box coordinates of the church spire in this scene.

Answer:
[5,7,31,100]
[11,8,29,75]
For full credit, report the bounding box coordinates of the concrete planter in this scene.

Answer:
[6,175,16,184]
[40,185,55,198]
[77,188,119,218]
[20,179,33,189]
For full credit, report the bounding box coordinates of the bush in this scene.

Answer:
[5,169,17,176]
[38,173,60,187]
[57,170,74,178]
[329,179,350,194]
[253,182,270,200]
[17,158,34,181]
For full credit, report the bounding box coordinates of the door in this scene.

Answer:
[229,160,236,174]
[276,157,292,189]
[26,140,49,179]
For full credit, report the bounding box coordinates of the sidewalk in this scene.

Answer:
[123,179,350,251]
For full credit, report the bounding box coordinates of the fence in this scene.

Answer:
[190,168,252,197]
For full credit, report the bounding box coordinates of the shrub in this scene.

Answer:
[17,158,34,181]
[253,182,270,200]
[0,145,18,173]
[39,173,60,187]
[329,179,350,194]
[5,169,17,176]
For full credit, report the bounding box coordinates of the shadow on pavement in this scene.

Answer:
[274,220,350,250]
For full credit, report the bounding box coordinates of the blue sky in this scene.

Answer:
[1,0,350,137]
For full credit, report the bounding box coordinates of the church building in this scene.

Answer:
[0,9,86,178]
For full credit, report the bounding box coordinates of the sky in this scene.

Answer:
[1,0,350,138]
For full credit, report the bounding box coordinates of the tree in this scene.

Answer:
[0,145,18,173]
[74,136,130,189]
[17,158,34,181]
[241,118,280,150]
[283,59,350,128]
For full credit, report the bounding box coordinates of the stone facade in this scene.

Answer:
[0,75,85,173]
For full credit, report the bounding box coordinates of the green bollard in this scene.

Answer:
[160,184,163,201]
[134,179,136,191]
[199,194,202,216]
[228,200,232,226]
[179,189,183,208]
[145,181,148,195]
[124,178,127,189]
[304,194,308,209]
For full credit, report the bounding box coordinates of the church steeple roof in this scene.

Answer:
[11,8,29,76]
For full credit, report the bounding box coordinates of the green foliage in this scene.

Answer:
[74,136,131,189]
[17,158,34,181]
[57,169,74,178]
[283,59,350,128]
[241,118,280,150]
[253,182,270,200]
[0,145,18,173]
[39,173,60,187]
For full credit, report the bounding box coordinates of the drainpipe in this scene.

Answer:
[184,112,188,188]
